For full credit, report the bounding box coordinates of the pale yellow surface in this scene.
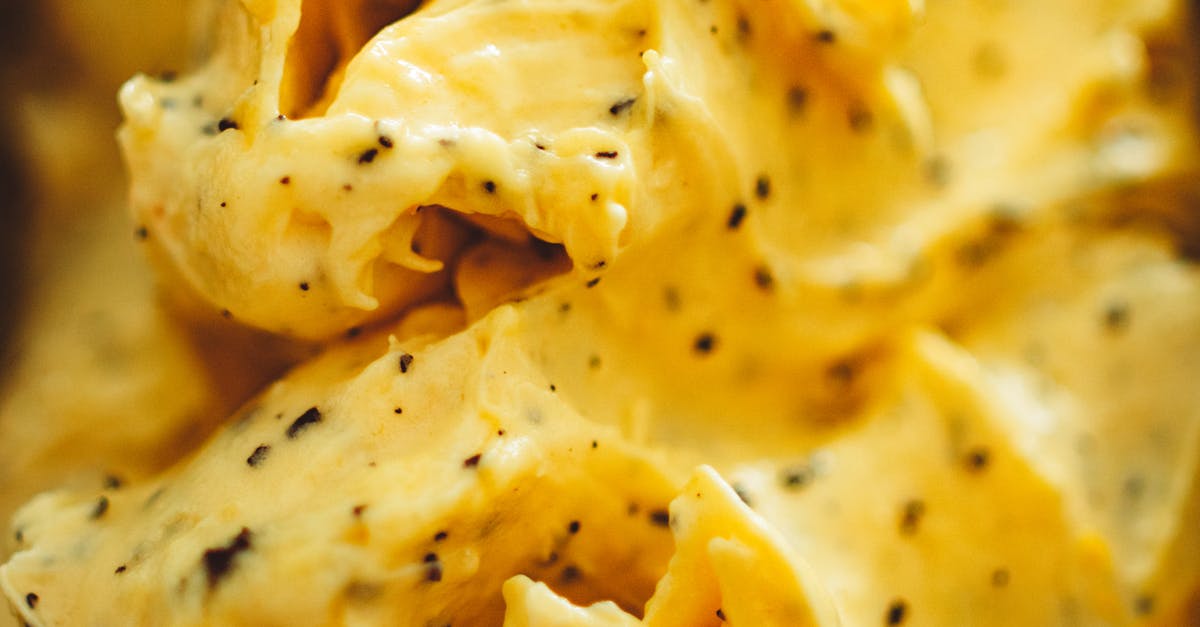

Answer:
[3,0,1200,625]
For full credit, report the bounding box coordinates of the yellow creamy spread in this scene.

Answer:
[2,0,1200,625]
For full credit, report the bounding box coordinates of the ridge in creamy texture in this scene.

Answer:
[5,0,1200,624]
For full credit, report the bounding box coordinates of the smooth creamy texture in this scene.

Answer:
[5,0,1200,625]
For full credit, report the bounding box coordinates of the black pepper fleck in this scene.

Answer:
[357,148,378,164]
[463,453,482,468]
[736,14,751,40]
[434,531,448,542]
[716,608,726,621]
[848,104,874,132]
[346,326,362,339]
[115,565,127,574]
[609,98,637,116]
[90,496,110,520]
[203,528,253,588]
[586,277,601,288]
[965,447,991,473]
[286,407,322,439]
[781,465,813,489]
[217,117,239,132]
[899,499,925,535]
[393,407,403,414]
[991,568,1010,588]
[1134,595,1155,616]
[560,565,582,584]
[135,226,148,240]
[425,562,443,582]
[649,509,671,527]
[886,599,908,625]
[24,593,37,609]
[104,475,123,490]
[378,135,394,148]
[483,180,496,193]
[694,332,717,355]
[279,176,291,185]
[246,445,271,467]
[754,265,775,291]
[299,282,309,291]
[594,151,618,159]
[755,175,771,200]
[727,203,747,229]
[568,520,581,534]
[816,29,837,44]
[399,353,414,373]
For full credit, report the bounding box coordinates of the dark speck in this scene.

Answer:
[736,14,751,40]
[434,531,448,542]
[787,86,809,114]
[399,353,414,373]
[217,117,239,132]
[694,332,717,355]
[346,326,362,339]
[203,527,253,588]
[848,104,873,132]
[393,407,403,415]
[24,593,37,609]
[568,520,581,534]
[115,565,127,574]
[649,509,671,527]
[279,176,291,185]
[727,204,747,229]
[423,552,438,563]
[425,562,443,582]
[827,360,857,385]
[716,608,726,621]
[755,175,771,200]
[135,226,148,241]
[246,445,271,467]
[586,277,601,288]
[815,29,837,44]
[594,151,618,159]
[90,496,110,520]
[1103,302,1130,332]
[463,454,482,468]
[609,98,637,116]
[560,565,582,584]
[377,135,394,148]
[899,499,925,535]
[483,180,496,193]
[299,282,309,291]
[754,265,775,291]
[353,504,367,517]
[1134,595,1155,616]
[103,475,124,490]
[965,447,991,473]
[286,407,322,439]
[781,465,813,489]
[991,568,1010,588]
[886,599,908,624]
[357,148,378,164]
